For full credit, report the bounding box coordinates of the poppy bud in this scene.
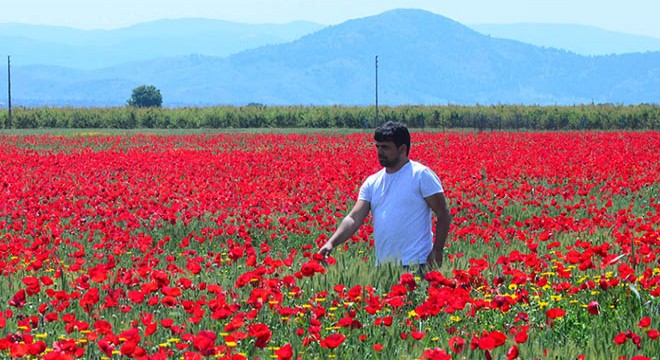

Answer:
[587,300,600,315]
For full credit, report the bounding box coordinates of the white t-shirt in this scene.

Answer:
[358,160,444,266]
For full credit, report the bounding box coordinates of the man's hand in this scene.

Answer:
[318,241,334,258]
[426,248,443,269]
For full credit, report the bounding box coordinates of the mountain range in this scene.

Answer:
[0,9,658,107]
[0,19,324,69]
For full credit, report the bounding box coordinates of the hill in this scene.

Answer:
[470,23,660,56]
[1,9,659,107]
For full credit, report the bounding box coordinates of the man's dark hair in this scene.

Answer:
[374,121,411,155]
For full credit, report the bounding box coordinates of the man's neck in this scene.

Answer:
[385,158,410,174]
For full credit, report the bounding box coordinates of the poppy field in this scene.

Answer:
[0,130,659,359]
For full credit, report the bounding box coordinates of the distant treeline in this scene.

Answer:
[1,104,658,130]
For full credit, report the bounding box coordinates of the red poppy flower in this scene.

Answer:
[94,320,113,335]
[40,276,54,286]
[161,296,177,308]
[514,329,528,343]
[300,260,325,277]
[247,323,272,348]
[145,322,157,336]
[399,273,417,291]
[127,290,145,304]
[381,316,393,326]
[192,330,217,356]
[478,336,496,350]
[22,276,41,296]
[347,285,362,300]
[275,343,293,360]
[223,314,245,332]
[160,318,175,328]
[448,336,465,353]
[186,260,202,274]
[44,312,58,322]
[80,288,100,312]
[150,270,170,288]
[320,333,346,349]
[631,333,642,349]
[545,308,566,319]
[411,331,425,340]
[8,289,26,308]
[420,348,451,359]
[28,341,47,356]
[613,332,628,345]
[121,340,138,357]
[88,264,109,283]
[161,286,182,297]
[490,331,507,347]
[183,351,203,360]
[10,343,29,358]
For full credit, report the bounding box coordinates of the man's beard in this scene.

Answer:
[379,156,399,168]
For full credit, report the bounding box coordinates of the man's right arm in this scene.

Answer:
[318,200,371,257]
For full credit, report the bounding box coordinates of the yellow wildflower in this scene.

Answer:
[508,284,518,291]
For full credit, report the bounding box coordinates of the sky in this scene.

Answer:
[2,0,660,38]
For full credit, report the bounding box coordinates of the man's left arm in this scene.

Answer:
[425,192,451,268]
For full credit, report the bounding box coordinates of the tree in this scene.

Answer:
[127,85,163,108]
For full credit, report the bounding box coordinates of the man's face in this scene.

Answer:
[375,140,405,168]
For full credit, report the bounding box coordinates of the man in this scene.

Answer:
[318,121,451,270]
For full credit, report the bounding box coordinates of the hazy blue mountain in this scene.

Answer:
[1,9,658,107]
[470,23,660,55]
[0,19,325,69]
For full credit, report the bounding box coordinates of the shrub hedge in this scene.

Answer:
[1,104,658,130]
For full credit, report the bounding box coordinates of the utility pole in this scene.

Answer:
[7,55,11,129]
[375,55,379,127]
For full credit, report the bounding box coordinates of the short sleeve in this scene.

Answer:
[358,178,372,202]
[420,168,443,198]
